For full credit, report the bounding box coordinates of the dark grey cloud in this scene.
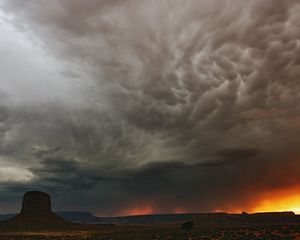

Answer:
[0,0,300,215]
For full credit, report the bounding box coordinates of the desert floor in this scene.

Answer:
[0,223,300,239]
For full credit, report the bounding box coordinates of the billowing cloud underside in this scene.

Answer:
[0,0,300,215]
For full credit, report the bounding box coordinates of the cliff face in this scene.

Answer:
[3,191,70,227]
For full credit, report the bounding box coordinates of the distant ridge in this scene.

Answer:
[192,211,299,224]
[2,211,300,225]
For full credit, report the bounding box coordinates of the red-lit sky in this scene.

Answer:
[0,0,300,216]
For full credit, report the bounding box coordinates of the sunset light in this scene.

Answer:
[252,187,300,214]
[119,205,154,216]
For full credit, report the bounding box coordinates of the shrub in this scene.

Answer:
[181,221,194,231]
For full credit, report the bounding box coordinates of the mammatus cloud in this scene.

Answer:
[0,0,300,215]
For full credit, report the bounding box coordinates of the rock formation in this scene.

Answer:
[21,191,51,213]
[4,191,70,227]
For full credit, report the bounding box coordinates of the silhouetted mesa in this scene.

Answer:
[21,191,51,213]
[4,191,70,227]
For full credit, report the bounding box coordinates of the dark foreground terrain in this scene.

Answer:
[1,223,300,240]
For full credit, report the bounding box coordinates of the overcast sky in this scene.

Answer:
[0,0,300,216]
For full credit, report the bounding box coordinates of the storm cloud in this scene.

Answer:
[0,0,300,215]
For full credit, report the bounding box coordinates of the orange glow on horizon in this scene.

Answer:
[118,206,188,216]
[102,186,300,216]
[115,205,188,216]
[119,204,154,216]
[251,187,300,214]
[213,186,300,214]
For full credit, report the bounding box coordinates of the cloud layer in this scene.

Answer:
[0,0,300,215]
